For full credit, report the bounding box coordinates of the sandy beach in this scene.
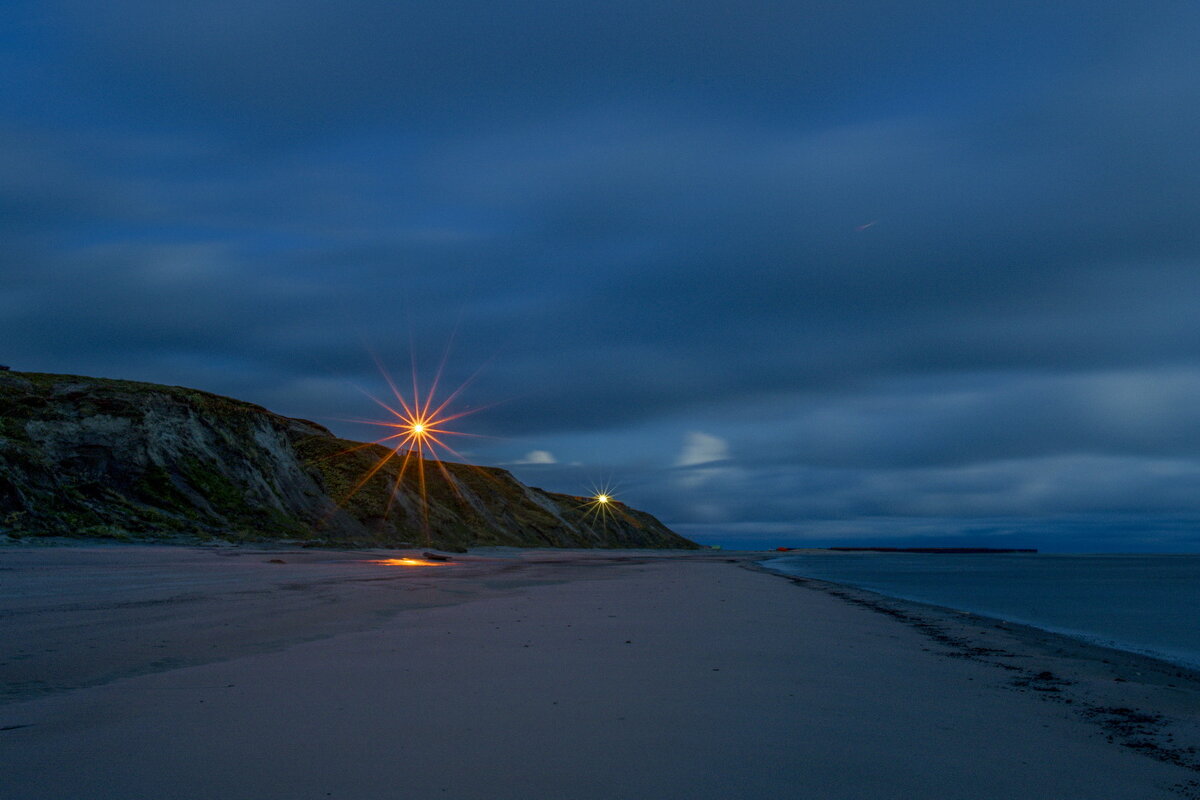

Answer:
[2,545,1199,799]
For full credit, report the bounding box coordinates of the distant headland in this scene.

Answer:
[825,547,1038,554]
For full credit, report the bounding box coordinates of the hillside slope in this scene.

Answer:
[0,371,697,549]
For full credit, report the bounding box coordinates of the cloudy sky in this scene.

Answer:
[4,2,1200,550]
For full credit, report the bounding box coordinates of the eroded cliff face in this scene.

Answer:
[0,372,697,549]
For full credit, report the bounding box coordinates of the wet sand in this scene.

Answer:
[2,544,1199,799]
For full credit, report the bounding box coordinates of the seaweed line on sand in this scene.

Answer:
[747,563,1200,794]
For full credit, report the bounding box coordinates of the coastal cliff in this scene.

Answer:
[0,371,697,550]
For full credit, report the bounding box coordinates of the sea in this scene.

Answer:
[762,552,1200,670]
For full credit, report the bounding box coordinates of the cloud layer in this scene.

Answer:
[4,1,1200,549]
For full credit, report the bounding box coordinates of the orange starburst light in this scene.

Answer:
[336,351,494,546]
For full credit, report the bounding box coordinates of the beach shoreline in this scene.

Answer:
[756,557,1200,677]
[750,562,1200,778]
[3,544,1199,798]
[758,551,1200,672]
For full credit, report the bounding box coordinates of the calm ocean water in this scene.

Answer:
[763,553,1200,669]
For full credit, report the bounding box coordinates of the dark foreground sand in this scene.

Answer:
[2,544,1199,799]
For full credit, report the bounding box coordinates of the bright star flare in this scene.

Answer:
[335,350,494,545]
[577,484,628,531]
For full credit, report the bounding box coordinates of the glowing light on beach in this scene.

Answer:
[370,558,447,567]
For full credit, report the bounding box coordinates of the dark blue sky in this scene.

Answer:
[4,1,1200,551]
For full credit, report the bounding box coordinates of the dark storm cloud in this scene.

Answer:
[46,2,1088,129]
[4,1,1200,548]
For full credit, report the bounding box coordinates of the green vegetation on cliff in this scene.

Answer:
[0,371,697,549]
